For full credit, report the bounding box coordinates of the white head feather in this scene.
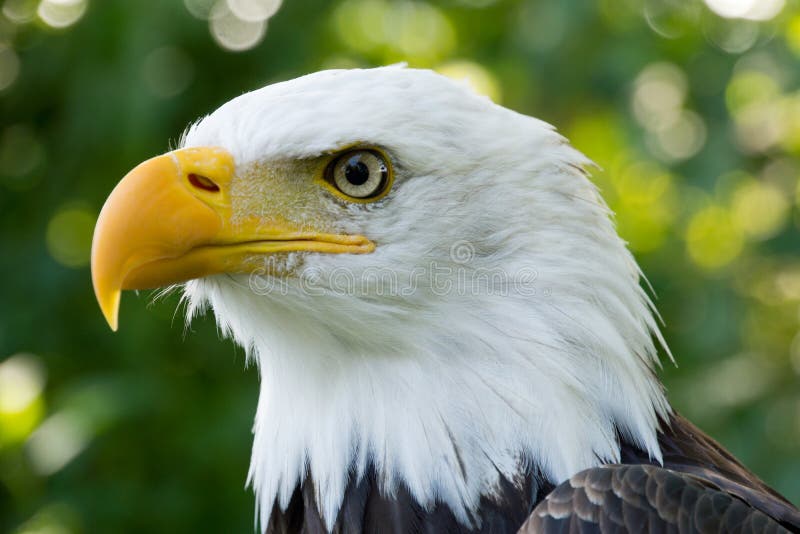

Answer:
[179,66,671,530]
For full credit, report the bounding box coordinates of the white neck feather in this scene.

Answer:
[183,213,671,530]
[179,75,676,527]
[176,66,673,532]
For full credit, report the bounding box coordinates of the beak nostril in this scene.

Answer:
[188,173,220,192]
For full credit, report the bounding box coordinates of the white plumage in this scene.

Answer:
[178,66,671,530]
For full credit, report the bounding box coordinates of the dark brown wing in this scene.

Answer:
[519,464,794,534]
[625,414,800,528]
[265,412,799,533]
[519,413,800,533]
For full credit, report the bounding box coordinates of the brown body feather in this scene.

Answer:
[265,414,799,533]
[524,415,800,533]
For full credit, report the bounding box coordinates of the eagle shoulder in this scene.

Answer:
[519,464,797,534]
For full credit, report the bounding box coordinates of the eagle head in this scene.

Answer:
[91,66,670,529]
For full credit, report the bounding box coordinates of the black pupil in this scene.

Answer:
[344,156,370,186]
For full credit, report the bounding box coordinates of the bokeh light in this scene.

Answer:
[0,43,20,91]
[26,411,89,475]
[724,64,793,154]
[0,354,45,414]
[725,68,780,114]
[226,0,281,22]
[610,161,678,252]
[183,0,216,19]
[731,179,790,240]
[45,206,95,268]
[436,60,501,102]
[705,17,760,54]
[333,0,456,65]
[786,15,800,55]
[514,3,568,52]
[3,0,38,24]
[0,354,45,446]
[36,0,88,29]
[704,352,775,409]
[0,124,46,190]
[686,205,744,270]
[643,0,699,39]
[704,0,785,21]
[648,110,707,162]
[209,0,267,52]
[184,0,283,52]
[631,63,706,162]
[13,503,80,534]
[142,46,195,98]
[632,62,688,131]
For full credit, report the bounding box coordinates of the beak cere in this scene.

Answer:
[90,146,374,332]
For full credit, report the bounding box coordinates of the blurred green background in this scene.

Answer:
[1,0,800,531]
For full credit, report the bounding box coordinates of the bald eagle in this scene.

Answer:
[91,67,799,533]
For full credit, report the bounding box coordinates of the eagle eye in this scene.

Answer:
[327,149,390,201]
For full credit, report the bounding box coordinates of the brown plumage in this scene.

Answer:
[266,414,799,533]
[523,415,800,533]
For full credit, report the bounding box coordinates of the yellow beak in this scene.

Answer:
[91,147,374,331]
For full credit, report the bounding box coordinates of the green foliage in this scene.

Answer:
[1,0,799,531]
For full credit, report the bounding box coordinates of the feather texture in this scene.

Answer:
[521,465,793,534]
[174,67,797,532]
[264,415,799,533]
